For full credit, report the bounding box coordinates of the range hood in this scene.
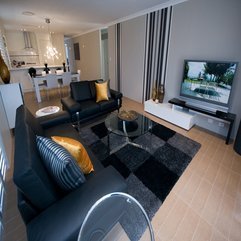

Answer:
[9,31,38,56]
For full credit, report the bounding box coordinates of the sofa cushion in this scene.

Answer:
[36,136,86,191]
[97,79,111,98]
[14,119,61,211]
[88,79,103,98]
[51,136,94,174]
[98,99,117,112]
[26,166,127,241]
[77,100,100,119]
[42,123,104,173]
[70,81,92,101]
[95,81,109,103]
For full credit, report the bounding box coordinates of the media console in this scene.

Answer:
[144,98,236,144]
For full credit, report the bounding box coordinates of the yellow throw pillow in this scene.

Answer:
[95,81,109,103]
[51,136,94,174]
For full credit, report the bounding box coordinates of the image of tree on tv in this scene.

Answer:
[203,63,235,87]
[182,61,237,103]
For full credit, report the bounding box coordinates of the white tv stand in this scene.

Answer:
[144,100,196,130]
[144,98,236,144]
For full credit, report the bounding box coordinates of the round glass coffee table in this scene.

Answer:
[105,111,156,154]
[77,192,155,241]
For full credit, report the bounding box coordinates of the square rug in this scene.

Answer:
[79,121,201,222]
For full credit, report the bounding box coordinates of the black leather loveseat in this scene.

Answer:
[13,105,127,241]
[61,80,122,122]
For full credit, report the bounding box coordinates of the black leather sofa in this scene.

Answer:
[61,80,122,122]
[13,105,127,241]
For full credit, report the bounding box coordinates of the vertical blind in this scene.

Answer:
[0,145,6,241]
[143,7,173,101]
[0,28,9,239]
[0,29,10,68]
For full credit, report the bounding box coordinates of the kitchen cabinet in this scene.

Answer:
[5,30,66,68]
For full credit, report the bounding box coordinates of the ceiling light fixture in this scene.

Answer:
[22,11,35,16]
[44,18,61,61]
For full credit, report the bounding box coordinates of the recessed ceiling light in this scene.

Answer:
[22,11,35,16]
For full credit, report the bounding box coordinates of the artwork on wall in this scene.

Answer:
[74,43,80,60]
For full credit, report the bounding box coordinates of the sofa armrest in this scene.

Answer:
[61,97,82,115]
[27,166,127,241]
[17,191,38,225]
[110,89,122,100]
[38,111,71,129]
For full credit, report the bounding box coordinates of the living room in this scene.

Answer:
[0,0,241,240]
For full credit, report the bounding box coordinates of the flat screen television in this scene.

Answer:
[180,60,238,112]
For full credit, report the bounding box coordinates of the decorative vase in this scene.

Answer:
[158,84,165,103]
[151,87,157,101]
[63,62,66,72]
[0,51,10,84]
[44,63,50,74]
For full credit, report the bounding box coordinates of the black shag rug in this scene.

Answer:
[79,120,201,222]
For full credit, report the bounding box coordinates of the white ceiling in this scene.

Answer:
[0,0,185,37]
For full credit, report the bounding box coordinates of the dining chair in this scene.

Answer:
[45,74,61,99]
[59,72,72,96]
[56,69,64,75]
[28,73,47,100]
[71,69,81,82]
[77,69,81,81]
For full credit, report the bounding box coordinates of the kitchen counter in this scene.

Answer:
[10,65,63,71]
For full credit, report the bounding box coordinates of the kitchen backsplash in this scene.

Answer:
[10,54,40,68]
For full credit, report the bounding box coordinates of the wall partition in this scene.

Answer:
[143,7,173,101]
[111,6,173,102]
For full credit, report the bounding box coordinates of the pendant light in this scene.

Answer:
[44,18,61,60]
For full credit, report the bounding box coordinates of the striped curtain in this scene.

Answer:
[116,23,121,92]
[143,7,173,101]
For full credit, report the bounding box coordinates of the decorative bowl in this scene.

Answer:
[118,110,138,121]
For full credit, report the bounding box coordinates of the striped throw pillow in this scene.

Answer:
[36,135,86,191]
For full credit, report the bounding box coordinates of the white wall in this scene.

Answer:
[166,0,241,137]
[73,30,101,80]
[120,15,146,102]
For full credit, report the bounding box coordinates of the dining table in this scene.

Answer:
[32,72,80,103]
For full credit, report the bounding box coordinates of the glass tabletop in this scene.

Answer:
[105,112,155,138]
[77,192,155,241]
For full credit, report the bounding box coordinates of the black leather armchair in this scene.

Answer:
[61,80,122,122]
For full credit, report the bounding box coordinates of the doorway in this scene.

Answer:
[100,29,109,80]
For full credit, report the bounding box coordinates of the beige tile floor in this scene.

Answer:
[3,90,241,241]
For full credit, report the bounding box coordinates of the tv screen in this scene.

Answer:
[180,60,238,107]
